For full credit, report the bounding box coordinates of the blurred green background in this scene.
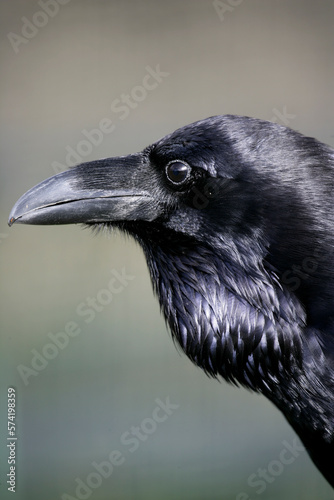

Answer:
[1,1,334,499]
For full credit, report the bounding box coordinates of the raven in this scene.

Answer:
[8,115,334,486]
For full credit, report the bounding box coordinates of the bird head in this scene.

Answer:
[8,115,292,251]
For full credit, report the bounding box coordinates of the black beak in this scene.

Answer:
[8,154,160,227]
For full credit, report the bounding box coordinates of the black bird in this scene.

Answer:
[9,115,334,487]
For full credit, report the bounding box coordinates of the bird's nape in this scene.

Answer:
[8,115,334,487]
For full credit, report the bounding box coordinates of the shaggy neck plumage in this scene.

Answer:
[133,230,333,439]
[123,222,334,483]
[141,236,303,383]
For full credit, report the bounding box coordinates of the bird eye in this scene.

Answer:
[165,161,191,185]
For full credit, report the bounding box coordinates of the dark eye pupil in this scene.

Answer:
[166,161,190,184]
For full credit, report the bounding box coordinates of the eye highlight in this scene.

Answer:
[165,160,191,185]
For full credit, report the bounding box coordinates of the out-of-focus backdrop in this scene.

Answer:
[1,1,333,499]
